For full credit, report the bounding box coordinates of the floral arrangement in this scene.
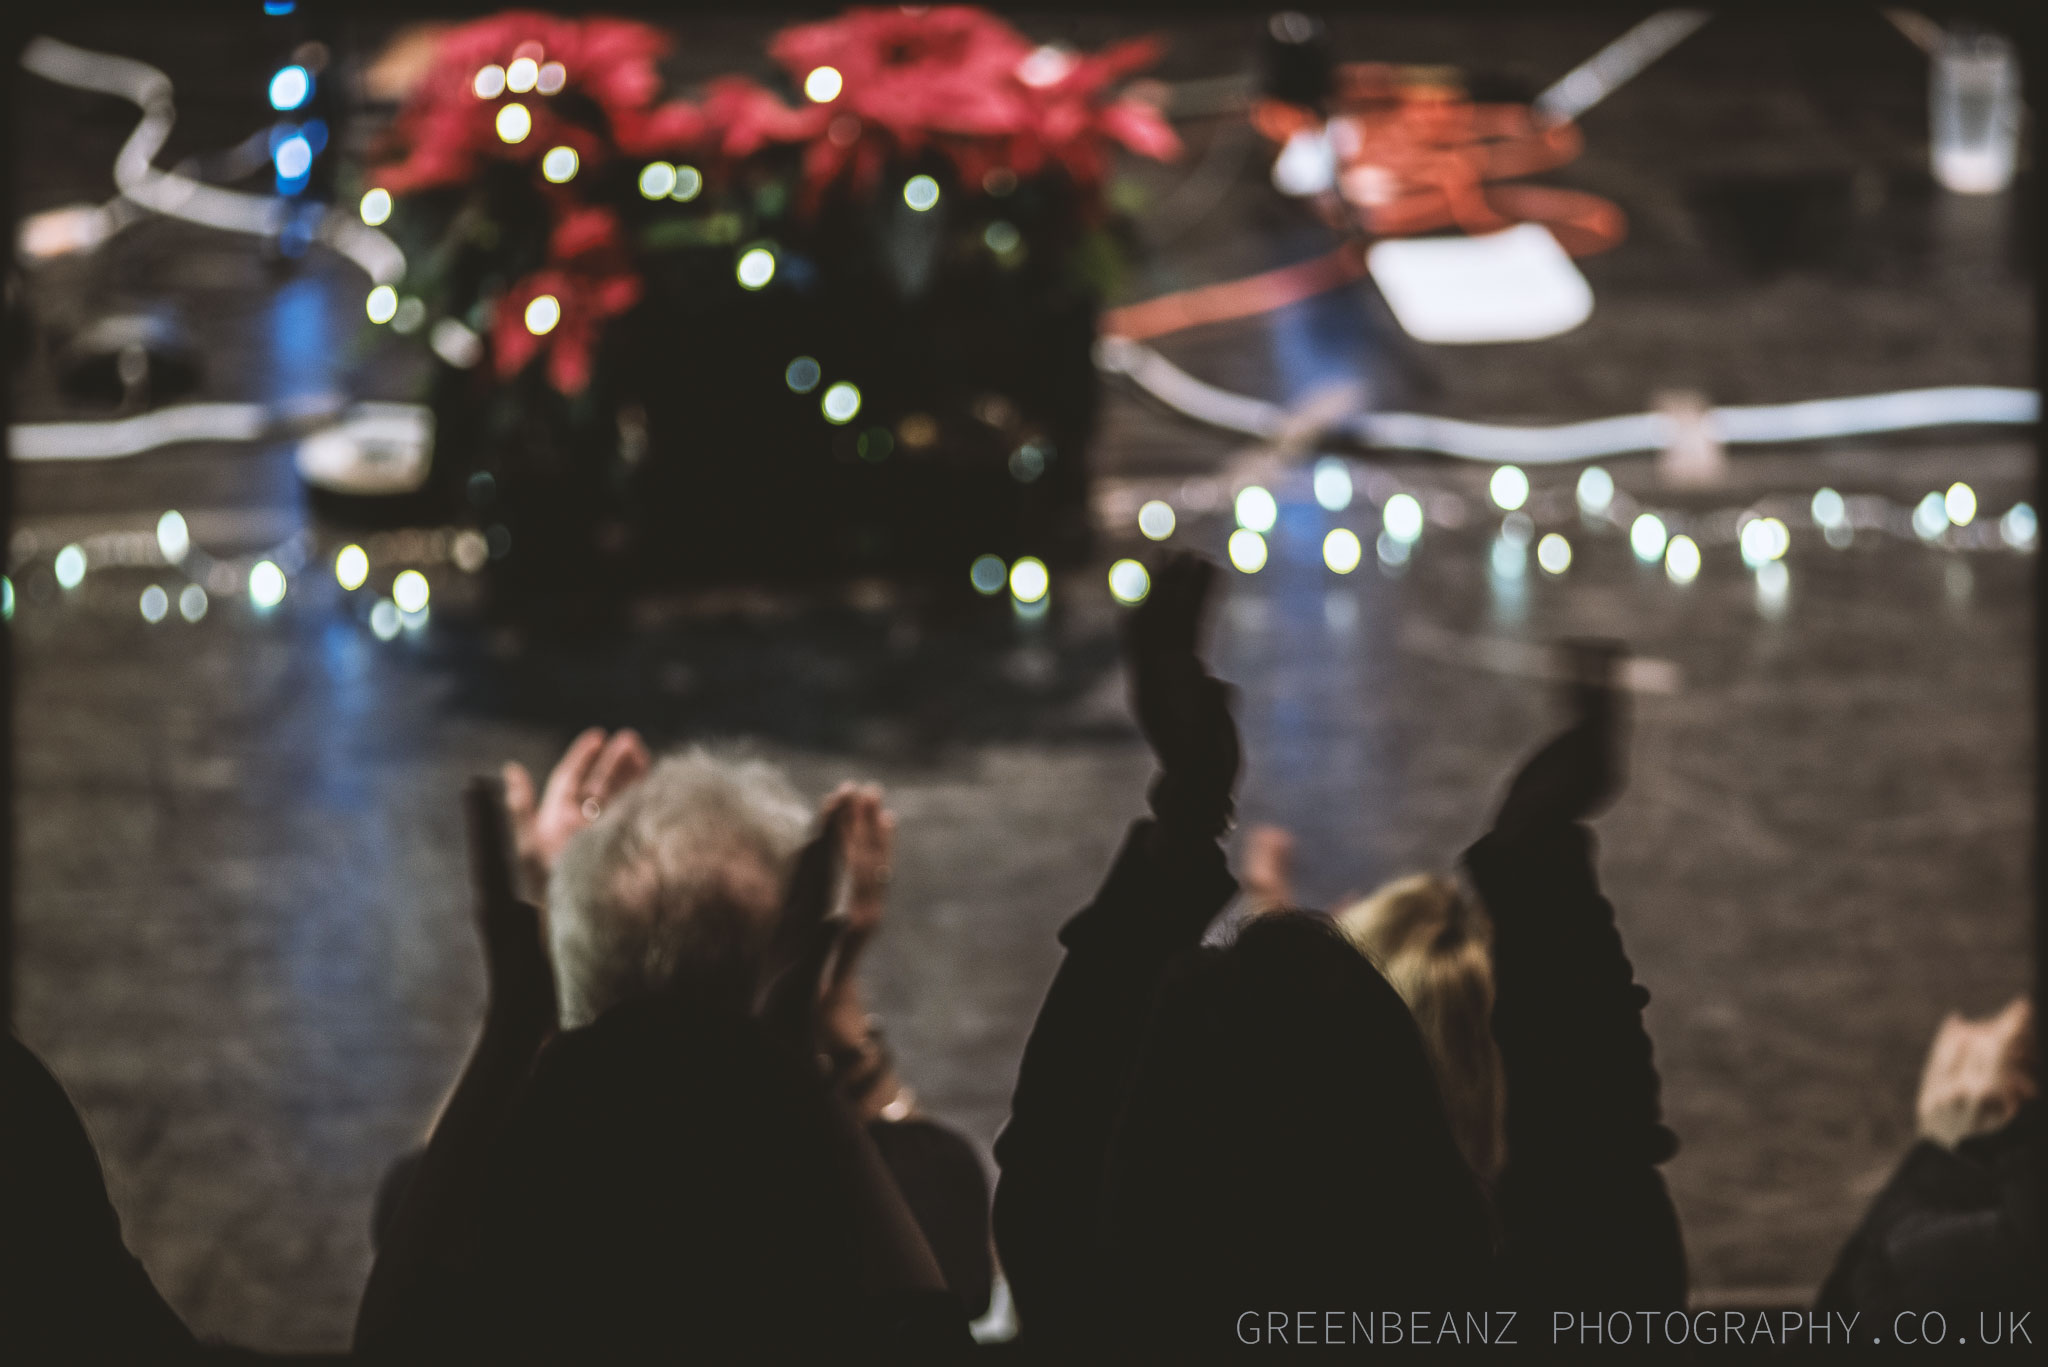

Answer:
[365,7,1180,398]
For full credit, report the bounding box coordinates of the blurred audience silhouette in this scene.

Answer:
[5,550,2039,1363]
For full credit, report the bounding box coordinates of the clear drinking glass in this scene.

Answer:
[1930,26,2021,195]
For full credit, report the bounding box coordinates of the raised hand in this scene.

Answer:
[1124,552,1241,838]
[830,783,896,965]
[1495,640,1630,835]
[502,727,650,897]
[1916,996,2038,1148]
[755,798,852,1052]
[463,777,557,1041]
[1240,824,1297,916]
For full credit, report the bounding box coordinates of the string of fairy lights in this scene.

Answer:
[4,444,2034,634]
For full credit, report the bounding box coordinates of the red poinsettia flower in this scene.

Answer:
[373,12,703,196]
[729,6,1179,209]
[491,207,643,395]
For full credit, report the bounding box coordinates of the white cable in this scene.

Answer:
[12,36,411,460]
[1103,338,2036,464]
[1353,409,1670,464]
[318,211,406,286]
[22,36,286,237]
[1532,10,1714,125]
[11,403,270,461]
[1711,387,2038,444]
[1095,335,1285,440]
[19,34,405,281]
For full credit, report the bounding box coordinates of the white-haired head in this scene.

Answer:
[549,748,812,1029]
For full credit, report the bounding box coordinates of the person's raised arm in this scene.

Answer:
[353,777,559,1357]
[1461,642,1685,1305]
[992,552,1242,1350]
[754,794,967,1355]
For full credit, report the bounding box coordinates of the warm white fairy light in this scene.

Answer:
[495,103,531,143]
[1323,528,1362,574]
[541,146,578,183]
[805,66,843,102]
[1228,529,1268,573]
[1137,500,1176,540]
[1108,559,1150,603]
[524,294,561,336]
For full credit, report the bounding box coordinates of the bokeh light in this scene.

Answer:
[249,561,287,609]
[1490,464,1529,511]
[335,544,369,591]
[785,357,821,393]
[1312,457,1353,511]
[1664,534,1701,584]
[671,165,703,201]
[1738,516,1789,567]
[139,585,169,623]
[969,554,1006,595]
[805,66,843,102]
[2001,502,2037,550]
[1576,465,1614,515]
[55,544,87,589]
[1008,556,1050,603]
[904,175,940,211]
[1137,500,1176,540]
[393,569,430,614]
[1108,559,1151,603]
[1946,481,1977,526]
[1009,445,1045,483]
[1756,559,1789,615]
[1491,536,1526,580]
[1381,492,1423,544]
[639,162,677,198]
[1912,491,1949,541]
[359,188,392,225]
[984,220,1021,254]
[370,598,401,640]
[524,294,561,335]
[737,247,776,290]
[1537,532,1572,575]
[1630,512,1668,562]
[541,146,578,182]
[1235,485,1278,533]
[1376,532,1410,568]
[474,65,507,99]
[269,65,310,111]
[1323,527,1362,574]
[506,56,539,93]
[452,531,489,573]
[537,61,566,94]
[1811,487,1846,528]
[274,135,313,179]
[366,285,398,324]
[495,103,531,143]
[821,382,861,424]
[1227,528,1268,573]
[178,584,208,623]
[156,510,190,563]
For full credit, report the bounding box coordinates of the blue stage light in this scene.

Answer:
[264,2,297,15]
[270,65,311,112]
[274,134,313,179]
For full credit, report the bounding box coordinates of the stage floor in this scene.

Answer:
[9,11,2036,1350]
